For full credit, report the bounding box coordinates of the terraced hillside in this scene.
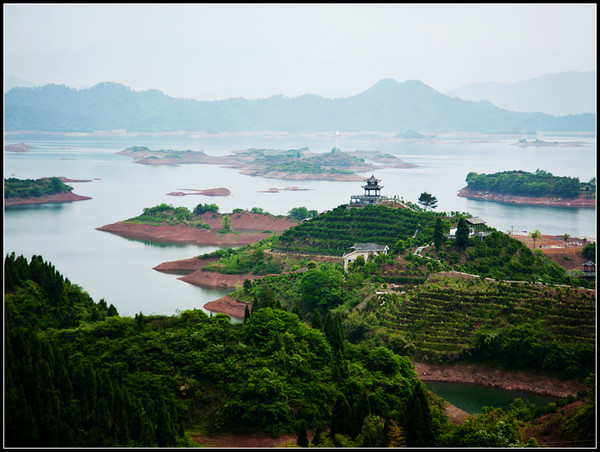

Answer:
[274,203,441,255]
[350,274,595,378]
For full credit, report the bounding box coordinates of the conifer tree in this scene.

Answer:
[292,303,302,319]
[401,381,434,446]
[297,419,309,447]
[312,309,323,330]
[456,217,470,250]
[330,393,352,437]
[387,419,407,447]
[352,388,371,438]
[433,217,445,250]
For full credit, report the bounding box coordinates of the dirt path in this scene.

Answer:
[192,433,298,448]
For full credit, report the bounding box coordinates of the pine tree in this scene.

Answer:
[324,311,344,354]
[352,388,371,438]
[312,309,323,330]
[330,393,352,437]
[312,425,323,446]
[387,419,407,447]
[433,217,445,250]
[297,420,309,447]
[292,303,302,319]
[456,217,470,250]
[402,382,434,446]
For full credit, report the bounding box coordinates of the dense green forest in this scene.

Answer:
[465,169,596,198]
[4,177,74,199]
[4,203,596,447]
[4,252,595,447]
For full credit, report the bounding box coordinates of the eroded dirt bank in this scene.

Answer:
[414,362,586,398]
[152,257,214,275]
[4,191,92,207]
[96,211,298,246]
[96,222,269,245]
[204,295,248,318]
[457,187,595,208]
[154,255,258,292]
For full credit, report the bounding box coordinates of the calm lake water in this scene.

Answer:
[3,131,596,317]
[425,381,560,414]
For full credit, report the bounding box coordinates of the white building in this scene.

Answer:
[343,243,389,270]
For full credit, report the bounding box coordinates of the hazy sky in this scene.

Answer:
[3,3,597,100]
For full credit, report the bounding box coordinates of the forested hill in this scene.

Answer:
[465,170,596,198]
[4,177,74,199]
[4,79,594,133]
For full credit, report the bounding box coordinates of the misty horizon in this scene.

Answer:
[3,4,596,103]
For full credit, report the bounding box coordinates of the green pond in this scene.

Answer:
[425,381,561,415]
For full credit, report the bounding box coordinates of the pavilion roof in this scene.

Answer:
[466,217,486,225]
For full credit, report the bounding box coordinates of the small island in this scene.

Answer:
[512,138,588,147]
[96,203,299,246]
[4,143,33,153]
[458,170,595,208]
[166,187,231,197]
[118,146,417,181]
[4,176,92,206]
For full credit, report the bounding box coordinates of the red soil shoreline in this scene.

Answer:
[458,187,595,208]
[4,191,92,207]
[96,210,298,246]
[414,362,586,399]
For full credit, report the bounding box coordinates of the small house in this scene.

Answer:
[447,217,489,239]
[343,243,389,270]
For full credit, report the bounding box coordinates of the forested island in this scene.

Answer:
[6,200,596,447]
[117,146,417,181]
[458,170,596,207]
[4,177,91,206]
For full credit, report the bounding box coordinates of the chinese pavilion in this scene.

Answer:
[350,175,386,206]
[362,175,383,197]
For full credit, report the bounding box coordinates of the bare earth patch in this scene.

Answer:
[414,362,586,399]
[192,433,298,448]
[457,187,595,208]
[4,191,92,207]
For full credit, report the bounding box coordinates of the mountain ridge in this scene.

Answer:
[444,71,596,116]
[4,78,595,133]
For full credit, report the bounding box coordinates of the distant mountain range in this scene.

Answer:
[445,71,596,116]
[4,78,595,133]
[4,75,44,92]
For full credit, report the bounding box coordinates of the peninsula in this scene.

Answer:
[4,176,91,206]
[96,205,298,246]
[117,146,417,181]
